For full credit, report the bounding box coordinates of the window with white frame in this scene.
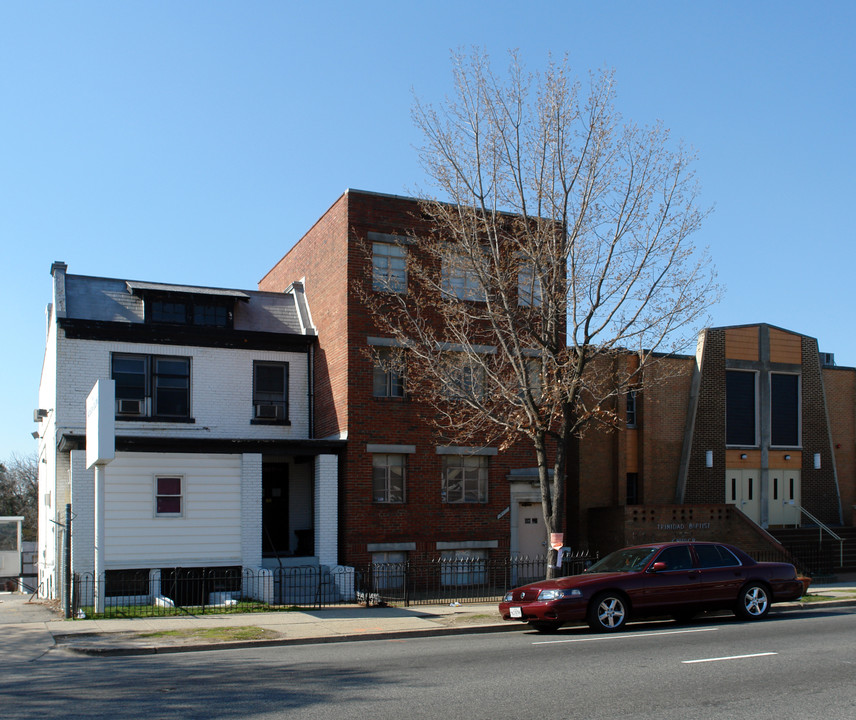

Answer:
[626,389,638,428]
[442,455,488,503]
[372,242,407,293]
[370,550,406,590]
[372,454,406,503]
[155,476,183,516]
[445,355,485,399]
[518,261,542,307]
[524,357,542,401]
[372,347,405,398]
[440,548,487,586]
[442,251,486,301]
[112,353,191,419]
[253,361,289,421]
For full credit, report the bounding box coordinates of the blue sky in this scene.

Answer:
[2,1,854,460]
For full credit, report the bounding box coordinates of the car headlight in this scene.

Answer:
[503,592,514,602]
[537,588,582,601]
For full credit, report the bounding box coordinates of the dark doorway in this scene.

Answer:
[263,463,290,556]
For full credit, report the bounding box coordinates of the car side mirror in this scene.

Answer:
[650,562,667,572]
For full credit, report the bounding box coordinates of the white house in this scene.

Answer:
[35,262,344,606]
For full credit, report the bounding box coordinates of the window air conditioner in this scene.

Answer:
[255,404,281,419]
[118,398,143,415]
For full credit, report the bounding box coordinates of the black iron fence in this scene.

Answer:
[70,552,595,619]
[755,540,837,578]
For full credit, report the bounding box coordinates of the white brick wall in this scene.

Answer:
[241,453,262,568]
[314,454,338,565]
[52,334,311,440]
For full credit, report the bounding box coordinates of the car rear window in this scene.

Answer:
[695,544,741,568]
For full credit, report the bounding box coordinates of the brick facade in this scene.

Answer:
[262,192,856,558]
[261,190,549,563]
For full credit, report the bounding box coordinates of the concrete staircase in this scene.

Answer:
[267,560,344,605]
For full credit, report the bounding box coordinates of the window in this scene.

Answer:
[695,544,741,568]
[771,373,799,447]
[372,242,407,293]
[654,545,693,571]
[440,549,487,586]
[155,476,183,516]
[442,251,486,301]
[523,357,542,401]
[372,454,406,503]
[726,370,757,446]
[442,455,488,503]
[112,354,190,419]
[371,551,406,591]
[446,355,485,399]
[626,472,640,505]
[518,261,542,307]
[372,348,404,398]
[253,361,289,421]
[147,295,232,328]
[626,389,638,428]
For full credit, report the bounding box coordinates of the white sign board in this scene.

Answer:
[86,380,115,469]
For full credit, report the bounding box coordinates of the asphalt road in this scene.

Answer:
[4,607,855,720]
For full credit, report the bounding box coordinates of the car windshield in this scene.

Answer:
[586,547,658,573]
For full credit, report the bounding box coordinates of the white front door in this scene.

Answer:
[726,469,761,524]
[768,470,801,526]
[517,502,547,559]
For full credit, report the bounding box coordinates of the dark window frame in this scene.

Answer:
[252,361,290,424]
[112,353,191,421]
[145,293,234,329]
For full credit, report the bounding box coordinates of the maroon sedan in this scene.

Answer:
[499,542,804,633]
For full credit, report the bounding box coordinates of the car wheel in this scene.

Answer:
[530,621,562,633]
[588,593,628,632]
[735,582,771,620]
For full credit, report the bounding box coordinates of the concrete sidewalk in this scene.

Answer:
[3,584,856,659]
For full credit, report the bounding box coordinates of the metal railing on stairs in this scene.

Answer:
[793,505,844,568]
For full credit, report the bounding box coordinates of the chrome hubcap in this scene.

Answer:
[744,587,768,616]
[598,598,625,628]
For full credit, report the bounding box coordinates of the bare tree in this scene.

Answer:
[0,454,38,541]
[364,50,719,575]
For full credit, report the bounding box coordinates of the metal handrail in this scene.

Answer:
[797,505,844,567]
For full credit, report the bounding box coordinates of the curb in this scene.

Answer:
[52,596,856,658]
[54,620,521,657]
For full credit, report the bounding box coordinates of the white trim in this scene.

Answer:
[436,540,498,550]
[366,444,416,454]
[367,542,416,552]
[436,446,498,456]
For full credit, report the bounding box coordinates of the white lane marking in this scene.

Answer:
[533,627,718,645]
[682,652,778,664]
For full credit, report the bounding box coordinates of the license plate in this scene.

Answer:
[510,606,522,619]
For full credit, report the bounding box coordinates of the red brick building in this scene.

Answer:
[260,190,548,566]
